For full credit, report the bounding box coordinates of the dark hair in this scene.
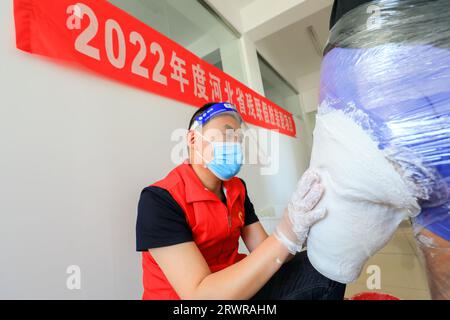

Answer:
[188,102,220,130]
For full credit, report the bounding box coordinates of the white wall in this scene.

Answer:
[204,0,248,34]
[0,1,311,299]
[254,4,331,116]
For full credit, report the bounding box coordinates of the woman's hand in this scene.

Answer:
[274,169,327,254]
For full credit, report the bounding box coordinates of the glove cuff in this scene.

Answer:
[274,227,303,255]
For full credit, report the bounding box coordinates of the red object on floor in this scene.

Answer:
[350,292,400,300]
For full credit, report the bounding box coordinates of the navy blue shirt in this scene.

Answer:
[136,179,259,252]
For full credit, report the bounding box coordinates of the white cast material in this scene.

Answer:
[306,110,420,283]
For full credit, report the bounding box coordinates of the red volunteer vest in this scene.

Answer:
[141,163,248,300]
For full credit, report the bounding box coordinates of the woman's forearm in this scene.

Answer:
[190,235,291,300]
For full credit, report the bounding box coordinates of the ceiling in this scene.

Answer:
[255,5,333,86]
[225,0,256,10]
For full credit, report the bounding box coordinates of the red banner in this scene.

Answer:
[13,0,296,137]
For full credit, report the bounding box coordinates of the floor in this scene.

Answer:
[344,220,431,300]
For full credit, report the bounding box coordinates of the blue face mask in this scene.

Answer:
[196,139,243,181]
[207,142,243,180]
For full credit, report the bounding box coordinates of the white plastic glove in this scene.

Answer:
[274,169,327,255]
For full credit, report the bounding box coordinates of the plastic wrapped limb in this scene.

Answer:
[306,0,450,299]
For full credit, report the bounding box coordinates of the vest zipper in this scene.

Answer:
[218,201,232,265]
[220,189,232,233]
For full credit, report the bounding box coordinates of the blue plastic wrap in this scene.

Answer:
[320,0,450,299]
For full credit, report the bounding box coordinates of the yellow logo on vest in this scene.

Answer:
[238,211,244,225]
